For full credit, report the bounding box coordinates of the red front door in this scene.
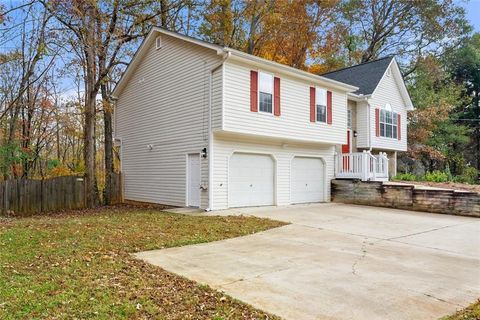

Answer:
[342,131,351,170]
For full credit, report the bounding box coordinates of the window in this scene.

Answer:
[380,104,398,139]
[155,36,162,49]
[259,72,273,113]
[316,88,327,122]
[347,109,352,128]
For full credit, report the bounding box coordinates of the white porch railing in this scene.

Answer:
[335,151,389,181]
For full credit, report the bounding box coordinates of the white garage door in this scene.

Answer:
[229,153,274,208]
[291,157,325,204]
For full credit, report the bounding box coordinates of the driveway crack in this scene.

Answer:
[351,237,372,276]
[218,266,294,288]
[407,289,467,308]
[385,221,476,241]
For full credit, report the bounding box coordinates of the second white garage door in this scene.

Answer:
[229,153,274,208]
[291,157,325,204]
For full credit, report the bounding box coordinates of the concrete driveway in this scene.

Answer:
[136,203,480,320]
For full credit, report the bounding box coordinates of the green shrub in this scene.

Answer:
[425,170,449,182]
[453,167,479,184]
[394,172,417,181]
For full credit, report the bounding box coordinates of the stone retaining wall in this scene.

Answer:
[331,179,480,218]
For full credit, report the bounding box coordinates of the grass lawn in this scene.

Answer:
[0,206,285,319]
[442,300,480,320]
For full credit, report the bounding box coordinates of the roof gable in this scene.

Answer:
[373,58,413,110]
[321,56,413,109]
[321,56,394,96]
[112,28,358,98]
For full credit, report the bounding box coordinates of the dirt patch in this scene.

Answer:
[406,181,480,193]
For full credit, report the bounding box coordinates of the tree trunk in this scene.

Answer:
[84,5,99,208]
[101,84,114,205]
[160,0,168,27]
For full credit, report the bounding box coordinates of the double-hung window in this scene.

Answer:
[316,88,327,122]
[259,72,273,113]
[380,105,398,139]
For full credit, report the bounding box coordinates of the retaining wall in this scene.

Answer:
[331,179,480,217]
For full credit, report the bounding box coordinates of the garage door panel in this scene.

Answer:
[292,157,324,204]
[229,153,274,208]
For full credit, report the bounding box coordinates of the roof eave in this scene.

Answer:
[347,92,372,101]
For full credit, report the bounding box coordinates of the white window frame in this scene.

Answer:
[258,71,274,114]
[316,87,327,123]
[380,104,398,139]
[347,109,352,129]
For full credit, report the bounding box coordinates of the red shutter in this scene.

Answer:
[375,108,380,137]
[274,77,281,116]
[310,87,316,122]
[397,114,401,140]
[327,91,332,124]
[250,70,258,112]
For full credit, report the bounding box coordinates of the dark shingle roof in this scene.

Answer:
[321,56,394,95]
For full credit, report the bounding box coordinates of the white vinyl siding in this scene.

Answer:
[211,134,334,210]
[369,65,408,151]
[355,100,369,148]
[211,66,223,131]
[115,33,221,208]
[222,60,348,145]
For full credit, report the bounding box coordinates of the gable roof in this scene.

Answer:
[111,27,358,98]
[321,56,394,96]
[321,56,414,110]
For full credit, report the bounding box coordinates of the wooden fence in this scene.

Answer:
[0,173,123,217]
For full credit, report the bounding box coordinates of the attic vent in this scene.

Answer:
[386,68,391,77]
[155,36,162,49]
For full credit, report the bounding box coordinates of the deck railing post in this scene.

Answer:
[361,151,369,181]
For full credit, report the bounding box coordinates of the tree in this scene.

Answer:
[445,33,480,170]
[337,0,470,73]
[41,0,196,206]
[406,55,469,171]
[256,0,338,70]
[0,3,56,179]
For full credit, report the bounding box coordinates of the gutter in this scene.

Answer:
[206,51,231,211]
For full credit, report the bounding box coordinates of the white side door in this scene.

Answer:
[229,153,274,208]
[291,157,325,204]
[187,154,200,207]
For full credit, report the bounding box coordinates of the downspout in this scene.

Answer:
[367,101,373,153]
[362,95,372,153]
[206,50,231,211]
[110,96,123,171]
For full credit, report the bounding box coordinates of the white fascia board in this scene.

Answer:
[347,92,371,101]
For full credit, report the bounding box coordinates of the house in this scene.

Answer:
[112,27,413,210]
[321,57,414,178]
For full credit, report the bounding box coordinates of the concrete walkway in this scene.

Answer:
[136,203,480,320]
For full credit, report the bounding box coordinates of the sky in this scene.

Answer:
[1,0,479,100]
[462,0,480,32]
